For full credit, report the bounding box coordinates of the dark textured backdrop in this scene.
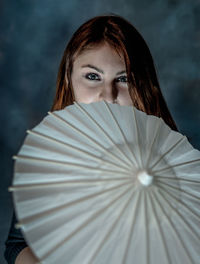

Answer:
[1,0,199,262]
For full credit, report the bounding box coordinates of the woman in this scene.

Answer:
[4,13,178,263]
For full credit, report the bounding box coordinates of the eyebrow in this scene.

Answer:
[81,64,126,75]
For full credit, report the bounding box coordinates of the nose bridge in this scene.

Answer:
[101,81,117,102]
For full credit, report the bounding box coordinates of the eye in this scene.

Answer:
[116,76,128,83]
[85,73,100,81]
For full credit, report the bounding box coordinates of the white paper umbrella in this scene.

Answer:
[10,101,200,264]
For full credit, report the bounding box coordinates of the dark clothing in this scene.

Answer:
[4,212,27,264]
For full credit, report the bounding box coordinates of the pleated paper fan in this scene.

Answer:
[10,101,200,264]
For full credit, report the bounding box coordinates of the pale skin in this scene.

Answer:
[15,247,38,263]
[71,42,133,105]
[15,42,132,263]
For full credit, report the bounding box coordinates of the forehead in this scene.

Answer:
[73,43,125,67]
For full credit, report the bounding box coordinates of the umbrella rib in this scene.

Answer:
[148,190,172,263]
[14,179,133,227]
[154,175,200,184]
[144,191,150,264]
[47,111,131,168]
[156,186,200,240]
[13,155,130,176]
[87,185,135,264]
[9,177,131,191]
[153,158,200,174]
[149,135,187,171]
[132,106,143,167]
[145,117,162,168]
[153,190,195,264]
[73,101,134,167]
[156,179,200,201]
[157,183,200,220]
[122,191,142,264]
[39,183,133,261]
[101,101,139,167]
[27,129,129,171]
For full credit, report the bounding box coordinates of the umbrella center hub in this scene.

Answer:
[137,170,153,186]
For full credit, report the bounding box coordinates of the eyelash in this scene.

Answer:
[85,73,128,83]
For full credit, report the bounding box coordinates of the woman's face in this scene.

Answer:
[70,43,133,105]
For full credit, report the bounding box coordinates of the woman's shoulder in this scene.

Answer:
[4,212,27,264]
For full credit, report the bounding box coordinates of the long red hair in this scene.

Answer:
[51,14,178,131]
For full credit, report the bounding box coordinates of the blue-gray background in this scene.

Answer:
[0,0,199,262]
